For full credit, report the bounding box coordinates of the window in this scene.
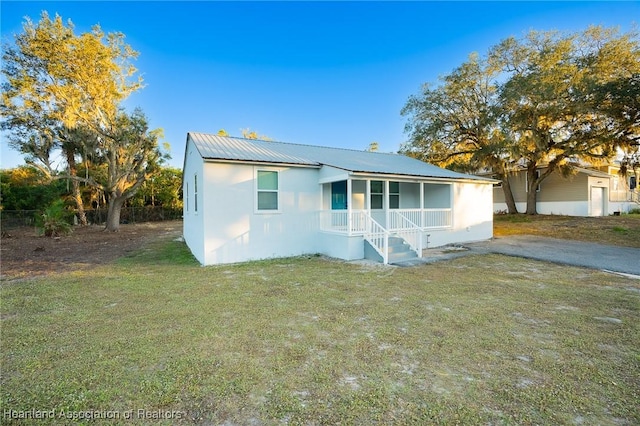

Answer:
[389,181,400,209]
[526,170,541,192]
[185,182,189,212]
[194,174,198,212]
[257,170,278,211]
[370,181,383,209]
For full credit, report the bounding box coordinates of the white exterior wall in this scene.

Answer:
[182,140,206,264]
[199,162,322,265]
[318,233,365,260]
[493,177,612,217]
[426,182,493,248]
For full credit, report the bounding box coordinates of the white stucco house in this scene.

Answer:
[182,133,496,265]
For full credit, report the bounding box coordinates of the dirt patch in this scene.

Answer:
[1,220,183,280]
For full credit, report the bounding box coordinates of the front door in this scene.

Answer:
[331,181,347,210]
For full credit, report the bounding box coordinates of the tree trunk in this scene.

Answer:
[501,176,519,214]
[105,194,125,232]
[525,167,539,215]
[65,148,88,226]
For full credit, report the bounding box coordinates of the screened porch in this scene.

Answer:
[319,178,453,235]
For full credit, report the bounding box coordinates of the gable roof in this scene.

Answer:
[187,132,494,182]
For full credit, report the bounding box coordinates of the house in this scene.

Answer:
[492,166,639,216]
[182,133,496,265]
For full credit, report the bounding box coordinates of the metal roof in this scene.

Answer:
[188,132,493,182]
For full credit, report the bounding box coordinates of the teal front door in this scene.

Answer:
[331,181,347,210]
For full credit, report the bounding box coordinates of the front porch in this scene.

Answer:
[318,177,454,264]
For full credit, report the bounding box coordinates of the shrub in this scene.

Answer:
[37,200,73,237]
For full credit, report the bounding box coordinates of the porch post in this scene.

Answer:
[384,180,390,229]
[347,178,353,236]
[365,179,371,212]
[419,181,424,228]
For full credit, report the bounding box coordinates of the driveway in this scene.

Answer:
[411,236,640,277]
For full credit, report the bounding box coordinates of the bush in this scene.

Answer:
[37,200,73,237]
[628,207,640,215]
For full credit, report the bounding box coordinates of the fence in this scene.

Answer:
[1,206,183,230]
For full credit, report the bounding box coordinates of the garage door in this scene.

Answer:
[590,187,604,216]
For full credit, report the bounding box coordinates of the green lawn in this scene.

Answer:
[2,239,639,424]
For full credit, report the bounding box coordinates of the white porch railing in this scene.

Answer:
[388,208,452,229]
[319,210,368,234]
[320,210,431,263]
[320,208,452,234]
[389,211,422,258]
[363,214,389,264]
[610,190,639,203]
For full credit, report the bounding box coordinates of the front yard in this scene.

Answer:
[2,237,639,424]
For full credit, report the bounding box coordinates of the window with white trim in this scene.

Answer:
[389,181,400,209]
[194,174,198,212]
[526,170,540,192]
[370,180,383,209]
[185,182,189,212]
[257,170,279,211]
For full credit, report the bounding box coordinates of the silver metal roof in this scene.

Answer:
[188,132,493,181]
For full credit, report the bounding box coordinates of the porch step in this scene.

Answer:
[388,237,418,264]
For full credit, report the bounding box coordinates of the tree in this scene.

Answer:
[0,166,67,211]
[87,109,167,231]
[1,12,160,230]
[403,26,640,214]
[490,27,640,214]
[367,142,379,152]
[241,128,271,140]
[129,167,183,208]
[401,54,520,213]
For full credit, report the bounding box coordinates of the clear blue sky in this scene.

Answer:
[1,1,638,170]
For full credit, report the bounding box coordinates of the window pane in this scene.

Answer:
[389,195,399,209]
[371,181,383,193]
[371,194,383,209]
[389,181,399,193]
[258,192,278,210]
[258,171,278,190]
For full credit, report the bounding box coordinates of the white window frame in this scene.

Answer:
[370,180,383,209]
[185,182,189,213]
[255,168,280,213]
[526,170,541,193]
[389,181,400,209]
[194,174,198,213]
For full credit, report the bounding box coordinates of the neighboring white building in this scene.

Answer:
[182,133,496,265]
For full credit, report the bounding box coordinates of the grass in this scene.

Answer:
[2,239,639,424]
[494,213,640,247]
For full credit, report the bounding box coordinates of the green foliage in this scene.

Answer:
[128,167,182,208]
[403,26,640,215]
[1,12,165,231]
[0,166,68,211]
[37,199,73,237]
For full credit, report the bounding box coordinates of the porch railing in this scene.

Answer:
[389,208,452,230]
[389,211,423,258]
[319,210,368,234]
[320,208,452,234]
[363,214,389,264]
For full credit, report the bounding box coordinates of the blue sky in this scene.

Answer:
[1,1,638,170]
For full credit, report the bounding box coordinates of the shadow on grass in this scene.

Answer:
[117,238,199,266]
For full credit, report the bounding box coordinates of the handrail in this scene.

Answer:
[362,212,389,264]
[389,211,423,257]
